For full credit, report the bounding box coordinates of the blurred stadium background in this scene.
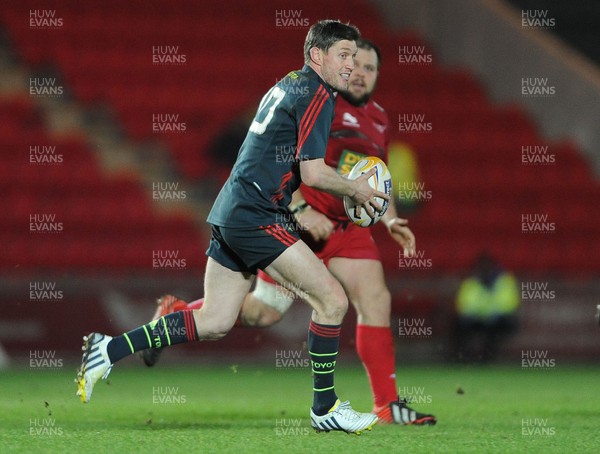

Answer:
[1,0,600,369]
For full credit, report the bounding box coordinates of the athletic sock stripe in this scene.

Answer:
[183,310,197,341]
[161,316,171,346]
[309,321,341,337]
[310,326,341,336]
[309,323,340,333]
[123,333,134,353]
[313,385,335,392]
[310,328,340,338]
[308,351,337,357]
[142,325,152,348]
[309,326,341,338]
[183,311,191,341]
[183,310,191,341]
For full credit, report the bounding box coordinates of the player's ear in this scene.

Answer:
[309,47,322,65]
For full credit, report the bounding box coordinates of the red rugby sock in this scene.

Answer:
[356,324,398,410]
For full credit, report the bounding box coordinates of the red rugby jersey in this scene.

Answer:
[301,94,390,221]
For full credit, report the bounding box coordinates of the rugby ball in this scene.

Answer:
[343,157,392,227]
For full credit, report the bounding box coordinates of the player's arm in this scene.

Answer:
[288,189,334,241]
[381,190,416,258]
[295,87,387,217]
[378,111,415,256]
[300,158,387,218]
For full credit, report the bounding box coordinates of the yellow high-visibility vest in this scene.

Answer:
[456,273,520,319]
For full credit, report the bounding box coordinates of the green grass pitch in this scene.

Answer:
[1,362,598,453]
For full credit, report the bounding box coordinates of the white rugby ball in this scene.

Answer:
[343,156,392,227]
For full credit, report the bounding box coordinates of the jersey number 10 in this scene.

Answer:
[249,86,286,135]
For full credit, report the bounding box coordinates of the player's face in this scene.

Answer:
[344,47,378,104]
[319,40,357,91]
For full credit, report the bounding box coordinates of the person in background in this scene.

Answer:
[453,252,520,363]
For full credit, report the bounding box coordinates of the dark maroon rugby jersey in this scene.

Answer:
[208,65,335,228]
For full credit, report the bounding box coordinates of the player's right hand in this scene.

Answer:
[295,207,334,241]
[352,168,390,218]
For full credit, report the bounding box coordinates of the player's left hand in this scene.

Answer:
[386,218,416,258]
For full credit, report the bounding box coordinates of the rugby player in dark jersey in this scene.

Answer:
[146,39,436,426]
[76,20,385,434]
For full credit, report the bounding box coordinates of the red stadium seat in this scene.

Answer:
[2,0,598,275]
